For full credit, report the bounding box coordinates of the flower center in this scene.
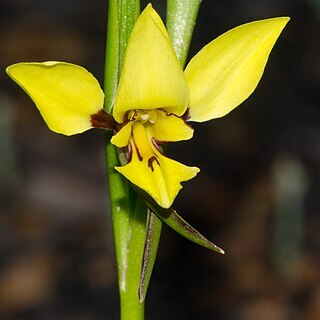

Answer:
[127,109,158,124]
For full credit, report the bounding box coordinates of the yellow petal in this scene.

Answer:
[185,17,290,122]
[147,110,193,142]
[115,122,199,208]
[6,61,104,135]
[113,4,189,123]
[111,121,134,147]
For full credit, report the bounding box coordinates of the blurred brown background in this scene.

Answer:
[0,0,319,319]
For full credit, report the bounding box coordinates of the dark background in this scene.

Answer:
[0,0,319,319]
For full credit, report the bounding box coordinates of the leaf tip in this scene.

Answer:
[215,246,225,255]
[138,285,145,303]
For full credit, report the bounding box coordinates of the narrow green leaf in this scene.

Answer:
[159,205,224,254]
[136,187,225,254]
[139,210,162,302]
[167,0,202,68]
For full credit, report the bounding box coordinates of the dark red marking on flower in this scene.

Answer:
[148,156,160,172]
[124,110,138,123]
[161,108,193,130]
[132,136,143,161]
[162,109,173,117]
[152,138,165,154]
[90,109,118,130]
[182,108,191,121]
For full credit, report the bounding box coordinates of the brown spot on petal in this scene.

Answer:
[182,108,191,121]
[148,156,160,172]
[90,109,118,130]
[132,136,143,161]
[152,138,165,154]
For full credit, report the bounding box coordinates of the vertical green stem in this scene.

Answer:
[104,0,143,319]
[119,198,148,319]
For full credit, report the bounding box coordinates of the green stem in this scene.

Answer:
[119,198,148,319]
[104,1,143,319]
[106,133,146,319]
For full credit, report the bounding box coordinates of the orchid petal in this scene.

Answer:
[6,62,104,135]
[113,4,189,123]
[185,17,289,122]
[115,122,199,208]
[147,110,193,142]
[111,121,134,147]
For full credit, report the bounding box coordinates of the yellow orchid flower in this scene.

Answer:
[6,4,289,209]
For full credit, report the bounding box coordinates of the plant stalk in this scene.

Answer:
[104,0,145,319]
